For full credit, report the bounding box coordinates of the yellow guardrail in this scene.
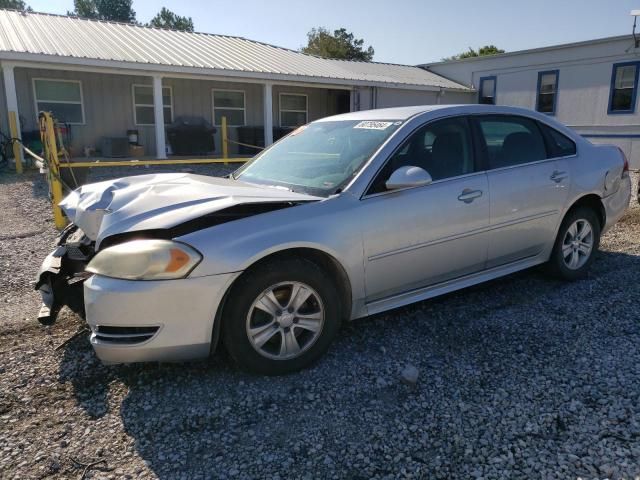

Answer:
[8,111,22,173]
[29,113,261,230]
[39,112,66,229]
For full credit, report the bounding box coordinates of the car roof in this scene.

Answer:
[318,104,556,122]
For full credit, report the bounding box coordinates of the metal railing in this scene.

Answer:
[11,113,264,229]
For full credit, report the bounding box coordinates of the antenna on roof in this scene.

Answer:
[631,10,640,48]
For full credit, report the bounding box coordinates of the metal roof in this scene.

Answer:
[421,34,632,67]
[0,10,471,91]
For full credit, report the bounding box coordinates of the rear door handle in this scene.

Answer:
[550,170,567,183]
[457,189,483,203]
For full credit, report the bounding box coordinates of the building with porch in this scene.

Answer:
[0,9,473,164]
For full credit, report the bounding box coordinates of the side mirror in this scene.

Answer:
[385,166,433,190]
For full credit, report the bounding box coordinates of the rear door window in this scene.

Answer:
[476,115,548,169]
[539,123,577,157]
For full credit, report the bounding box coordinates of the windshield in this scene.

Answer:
[234,120,402,196]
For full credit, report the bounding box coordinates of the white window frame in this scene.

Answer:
[212,89,246,127]
[32,78,85,125]
[132,84,173,126]
[279,93,308,127]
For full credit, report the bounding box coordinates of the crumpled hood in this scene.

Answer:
[60,173,319,246]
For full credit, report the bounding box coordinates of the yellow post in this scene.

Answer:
[221,115,228,165]
[40,112,67,230]
[8,111,22,173]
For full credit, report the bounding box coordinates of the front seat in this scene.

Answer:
[429,132,464,180]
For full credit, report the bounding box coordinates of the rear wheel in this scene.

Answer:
[547,207,601,280]
[222,257,341,375]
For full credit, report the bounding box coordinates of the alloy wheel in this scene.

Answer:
[562,219,594,270]
[246,281,325,360]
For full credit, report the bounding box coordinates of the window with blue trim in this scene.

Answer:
[536,71,558,114]
[478,77,496,105]
[609,63,639,114]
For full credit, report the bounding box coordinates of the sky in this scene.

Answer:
[26,0,640,65]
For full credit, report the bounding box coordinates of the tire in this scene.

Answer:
[547,206,601,281]
[222,257,342,375]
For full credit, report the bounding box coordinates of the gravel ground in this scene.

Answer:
[1,166,639,480]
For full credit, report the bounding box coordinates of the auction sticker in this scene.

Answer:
[354,121,394,130]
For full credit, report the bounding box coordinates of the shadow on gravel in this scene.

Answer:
[0,170,50,199]
[57,335,234,419]
[56,249,640,478]
[58,335,121,418]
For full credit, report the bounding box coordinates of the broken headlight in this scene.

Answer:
[86,240,202,280]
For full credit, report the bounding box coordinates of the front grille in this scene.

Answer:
[65,245,89,261]
[93,325,159,344]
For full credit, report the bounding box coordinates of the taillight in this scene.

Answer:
[616,147,629,176]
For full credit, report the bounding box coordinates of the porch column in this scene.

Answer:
[2,62,23,165]
[152,75,167,159]
[263,82,273,147]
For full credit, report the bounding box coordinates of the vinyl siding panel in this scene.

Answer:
[350,86,473,111]
[376,88,439,108]
[439,90,476,104]
[426,36,640,128]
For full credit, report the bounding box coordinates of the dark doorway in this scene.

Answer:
[335,90,351,114]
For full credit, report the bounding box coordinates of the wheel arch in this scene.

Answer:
[564,193,606,230]
[210,247,353,354]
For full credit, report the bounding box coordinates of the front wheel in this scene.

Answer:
[222,257,341,375]
[547,207,601,281]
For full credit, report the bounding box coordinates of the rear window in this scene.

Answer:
[540,123,577,157]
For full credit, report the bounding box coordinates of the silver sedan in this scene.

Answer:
[36,105,632,374]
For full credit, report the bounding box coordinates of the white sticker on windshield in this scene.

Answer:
[354,121,394,130]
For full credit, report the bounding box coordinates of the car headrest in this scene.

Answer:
[500,131,545,165]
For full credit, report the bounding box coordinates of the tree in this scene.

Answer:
[443,45,505,61]
[0,0,32,10]
[68,0,136,23]
[69,0,97,19]
[302,27,374,62]
[148,7,194,32]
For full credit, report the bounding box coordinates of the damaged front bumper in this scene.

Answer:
[35,224,94,325]
[83,273,237,364]
[35,223,239,364]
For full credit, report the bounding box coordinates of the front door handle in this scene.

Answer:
[550,170,567,183]
[458,188,483,203]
